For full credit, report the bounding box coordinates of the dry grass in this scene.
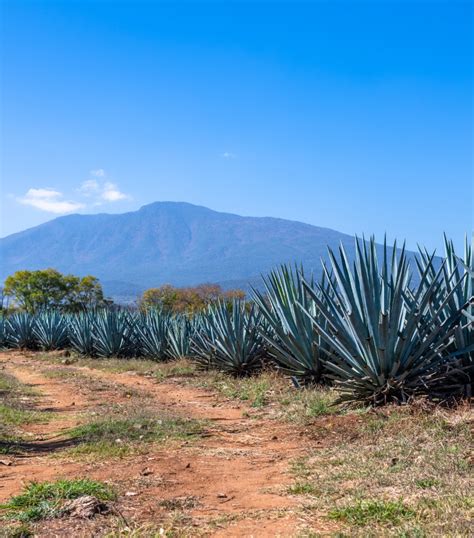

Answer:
[188,368,340,423]
[0,371,44,453]
[38,354,341,424]
[290,403,473,536]
[37,352,169,376]
[62,402,205,460]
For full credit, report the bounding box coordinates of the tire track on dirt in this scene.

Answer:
[0,352,311,536]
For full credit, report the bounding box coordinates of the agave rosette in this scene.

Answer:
[191,300,266,375]
[253,265,330,384]
[300,237,464,405]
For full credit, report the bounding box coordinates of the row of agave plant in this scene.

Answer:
[1,236,472,406]
[0,309,196,362]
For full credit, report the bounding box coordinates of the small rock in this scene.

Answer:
[125,491,138,496]
[61,495,109,518]
[271,435,278,440]
[0,459,13,466]
[115,438,123,444]
[217,493,227,499]
[140,468,153,476]
[185,462,191,469]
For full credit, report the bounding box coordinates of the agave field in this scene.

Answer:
[1,237,473,406]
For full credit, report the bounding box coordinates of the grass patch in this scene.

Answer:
[0,478,116,522]
[0,372,44,453]
[287,482,319,495]
[38,352,186,376]
[289,404,473,535]
[153,360,197,381]
[416,478,440,489]
[0,404,45,426]
[42,367,146,400]
[202,375,272,407]
[194,369,339,418]
[65,408,204,458]
[329,499,415,526]
[0,522,33,538]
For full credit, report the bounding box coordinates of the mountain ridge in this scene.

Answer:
[0,201,386,300]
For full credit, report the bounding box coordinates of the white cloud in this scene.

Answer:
[16,169,131,215]
[25,188,62,199]
[18,188,84,214]
[78,177,130,203]
[222,151,236,159]
[101,182,128,202]
[78,179,100,196]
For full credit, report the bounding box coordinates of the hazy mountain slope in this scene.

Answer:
[0,201,367,297]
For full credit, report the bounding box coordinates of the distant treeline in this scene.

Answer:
[0,268,246,315]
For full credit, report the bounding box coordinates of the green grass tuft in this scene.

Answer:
[0,405,45,426]
[0,478,116,522]
[287,482,319,495]
[415,478,440,489]
[328,499,415,526]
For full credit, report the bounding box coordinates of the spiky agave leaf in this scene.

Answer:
[166,314,195,360]
[34,310,69,350]
[69,311,96,356]
[191,300,266,375]
[300,237,464,406]
[6,312,37,350]
[190,309,217,369]
[253,265,330,384]
[0,315,7,349]
[416,234,474,395]
[135,309,170,360]
[92,310,137,358]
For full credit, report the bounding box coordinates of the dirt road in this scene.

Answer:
[0,352,325,537]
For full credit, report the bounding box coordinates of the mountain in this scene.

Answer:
[0,201,383,300]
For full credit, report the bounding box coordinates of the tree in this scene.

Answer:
[68,275,112,312]
[3,269,111,312]
[140,283,246,314]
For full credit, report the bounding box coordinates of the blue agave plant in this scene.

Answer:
[69,311,96,356]
[253,265,331,384]
[300,237,465,405]
[135,309,170,360]
[92,310,137,358]
[192,300,266,375]
[6,313,37,350]
[34,310,69,350]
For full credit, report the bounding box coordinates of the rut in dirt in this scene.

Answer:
[0,352,314,537]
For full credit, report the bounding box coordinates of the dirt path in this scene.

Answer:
[0,352,318,537]
[0,356,91,502]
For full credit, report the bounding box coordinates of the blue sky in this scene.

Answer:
[1,0,472,251]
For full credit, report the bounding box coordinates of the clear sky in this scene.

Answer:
[1,0,472,252]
